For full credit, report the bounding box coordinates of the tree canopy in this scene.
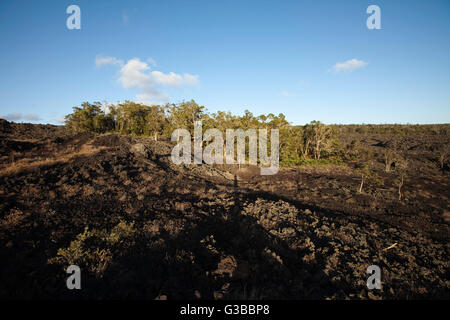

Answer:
[64,100,339,166]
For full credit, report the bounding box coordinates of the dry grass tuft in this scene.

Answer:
[0,141,105,176]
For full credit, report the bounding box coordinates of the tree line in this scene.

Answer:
[64,100,341,166]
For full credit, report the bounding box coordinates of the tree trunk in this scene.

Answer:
[358,177,364,193]
[316,141,321,160]
[398,176,404,200]
[301,140,310,159]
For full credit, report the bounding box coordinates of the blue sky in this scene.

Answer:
[0,0,449,125]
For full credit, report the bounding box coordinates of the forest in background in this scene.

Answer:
[64,100,450,168]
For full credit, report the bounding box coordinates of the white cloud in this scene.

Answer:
[118,58,151,88]
[56,116,66,124]
[147,57,157,67]
[97,56,199,102]
[182,73,200,86]
[150,71,199,87]
[1,113,41,122]
[135,94,159,106]
[281,90,296,97]
[331,59,368,73]
[95,55,124,67]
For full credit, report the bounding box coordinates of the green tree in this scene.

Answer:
[65,102,112,133]
[310,121,333,159]
[144,105,167,141]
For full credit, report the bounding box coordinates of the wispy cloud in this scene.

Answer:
[150,70,199,87]
[281,90,296,97]
[95,55,124,67]
[331,59,368,73]
[1,112,41,122]
[147,57,157,67]
[96,56,199,102]
[122,12,129,25]
[56,116,66,124]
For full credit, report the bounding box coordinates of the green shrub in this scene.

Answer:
[49,221,135,276]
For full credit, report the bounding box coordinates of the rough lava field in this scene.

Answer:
[0,119,448,300]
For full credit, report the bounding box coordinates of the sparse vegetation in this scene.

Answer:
[64,101,343,166]
[383,141,399,173]
[49,221,136,276]
[0,116,449,300]
[394,157,408,201]
[437,145,449,173]
[355,158,383,194]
